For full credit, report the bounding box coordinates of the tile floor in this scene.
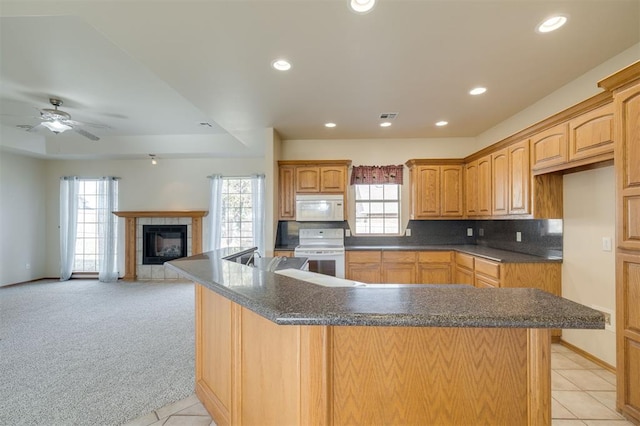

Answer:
[124,343,636,426]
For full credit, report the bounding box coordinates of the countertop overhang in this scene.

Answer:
[165,249,603,329]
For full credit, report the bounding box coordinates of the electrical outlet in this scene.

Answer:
[467,228,473,237]
[602,237,612,252]
[592,305,614,332]
[478,228,484,237]
[516,231,522,242]
[345,229,351,237]
[405,228,411,237]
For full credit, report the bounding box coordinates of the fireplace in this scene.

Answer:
[142,225,188,265]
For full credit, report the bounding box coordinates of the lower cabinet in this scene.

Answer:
[346,251,382,283]
[382,251,417,284]
[274,250,294,257]
[417,251,453,284]
[454,252,475,286]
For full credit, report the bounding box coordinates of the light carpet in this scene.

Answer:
[0,279,195,426]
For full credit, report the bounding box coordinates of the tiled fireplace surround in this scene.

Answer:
[113,211,206,281]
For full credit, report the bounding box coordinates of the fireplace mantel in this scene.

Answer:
[113,210,208,280]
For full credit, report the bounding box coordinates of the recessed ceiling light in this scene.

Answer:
[380,122,392,127]
[271,59,291,71]
[349,0,375,14]
[325,122,336,128]
[537,15,567,33]
[469,87,487,96]
[435,121,448,127]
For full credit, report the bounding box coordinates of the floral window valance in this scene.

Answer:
[350,165,404,185]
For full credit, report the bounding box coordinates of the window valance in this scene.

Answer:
[350,165,404,185]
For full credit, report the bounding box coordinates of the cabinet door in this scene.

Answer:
[615,83,640,251]
[414,166,440,218]
[418,264,452,284]
[569,103,614,162]
[477,155,492,216]
[508,140,531,215]
[465,161,478,216]
[441,165,463,217]
[347,263,382,283]
[319,167,345,192]
[531,123,569,171]
[475,275,499,288]
[278,166,296,220]
[295,167,320,192]
[346,251,382,283]
[492,148,509,216]
[454,267,474,285]
[383,263,416,284]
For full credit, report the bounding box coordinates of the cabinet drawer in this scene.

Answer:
[455,252,474,270]
[418,251,452,263]
[475,275,499,288]
[382,251,417,263]
[347,251,381,263]
[475,258,500,279]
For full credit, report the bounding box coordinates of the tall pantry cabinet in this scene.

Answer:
[599,61,640,425]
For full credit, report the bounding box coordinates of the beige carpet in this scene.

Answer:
[0,279,195,426]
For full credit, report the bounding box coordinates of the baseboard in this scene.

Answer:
[1,277,60,288]
[559,339,616,373]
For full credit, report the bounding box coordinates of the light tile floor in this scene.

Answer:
[124,343,635,426]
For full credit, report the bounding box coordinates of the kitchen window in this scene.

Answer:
[354,184,400,234]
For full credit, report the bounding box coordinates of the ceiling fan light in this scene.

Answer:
[42,120,72,134]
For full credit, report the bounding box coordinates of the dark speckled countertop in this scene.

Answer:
[166,249,602,329]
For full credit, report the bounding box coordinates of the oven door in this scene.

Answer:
[293,249,345,278]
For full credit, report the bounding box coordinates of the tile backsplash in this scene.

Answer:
[275,219,563,258]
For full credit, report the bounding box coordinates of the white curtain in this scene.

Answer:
[59,177,79,281]
[206,174,224,251]
[98,177,119,282]
[251,174,266,255]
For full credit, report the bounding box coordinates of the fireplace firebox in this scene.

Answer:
[142,225,187,265]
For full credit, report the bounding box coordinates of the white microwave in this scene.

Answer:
[295,194,344,222]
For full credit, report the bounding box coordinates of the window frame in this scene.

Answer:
[353,183,401,236]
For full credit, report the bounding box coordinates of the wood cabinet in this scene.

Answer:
[418,251,453,284]
[491,148,509,216]
[382,251,417,284]
[599,62,640,424]
[477,155,493,216]
[531,123,569,171]
[346,251,382,283]
[474,258,500,288]
[277,160,351,221]
[508,139,531,215]
[278,166,296,220]
[568,103,614,162]
[274,250,294,257]
[295,166,346,193]
[406,160,464,219]
[454,252,475,286]
[464,161,478,216]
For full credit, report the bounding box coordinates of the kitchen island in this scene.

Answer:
[166,249,604,426]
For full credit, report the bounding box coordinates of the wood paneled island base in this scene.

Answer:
[195,284,551,426]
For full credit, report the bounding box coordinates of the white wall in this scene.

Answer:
[44,157,266,277]
[0,151,47,286]
[562,166,616,366]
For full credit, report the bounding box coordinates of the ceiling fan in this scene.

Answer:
[19,98,108,141]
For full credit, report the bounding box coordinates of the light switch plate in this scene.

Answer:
[345,229,351,237]
[602,237,612,251]
[516,231,522,242]
[405,228,411,237]
[467,228,473,237]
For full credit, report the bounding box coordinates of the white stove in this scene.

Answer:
[294,228,345,278]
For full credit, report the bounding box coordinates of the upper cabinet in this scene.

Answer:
[508,139,531,215]
[531,100,614,174]
[295,166,346,193]
[531,123,569,172]
[406,160,463,219]
[278,160,351,221]
[568,103,614,163]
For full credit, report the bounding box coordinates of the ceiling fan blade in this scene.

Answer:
[74,127,100,141]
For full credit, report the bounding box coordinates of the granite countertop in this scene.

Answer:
[276,244,561,263]
[165,249,603,329]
